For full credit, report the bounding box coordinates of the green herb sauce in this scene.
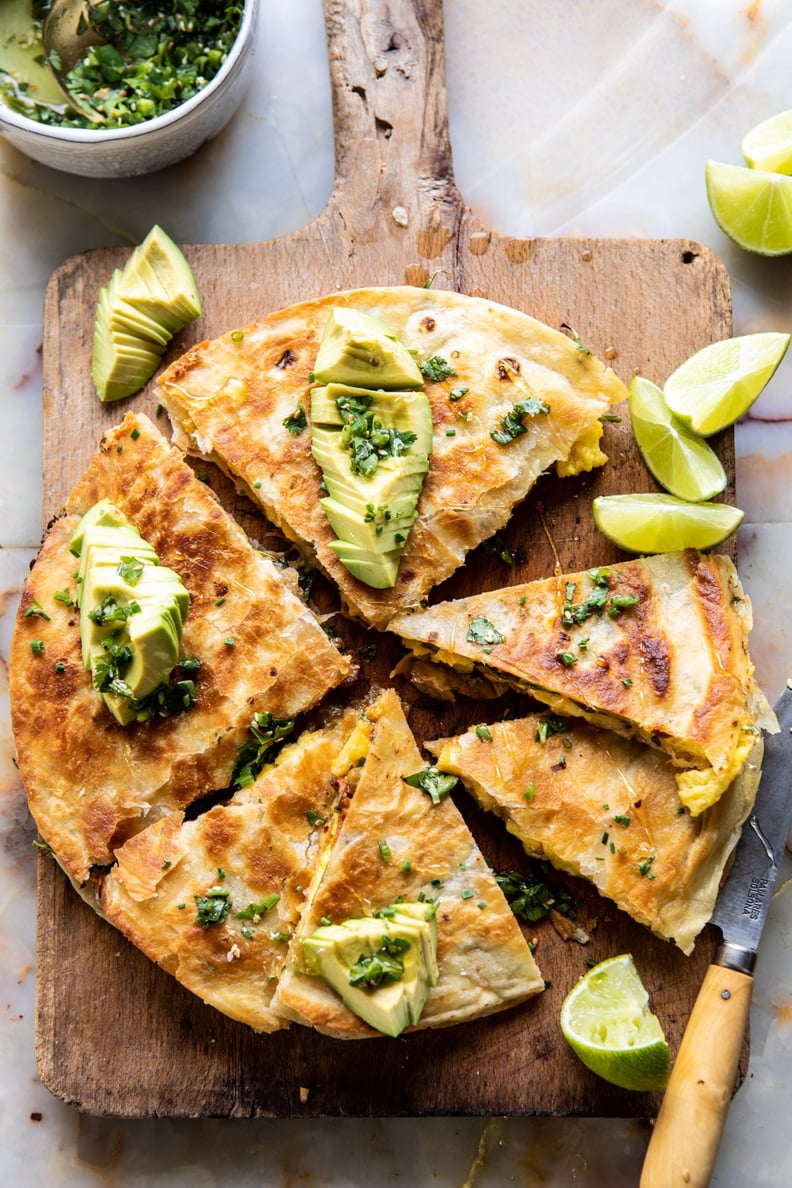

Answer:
[0,1,243,129]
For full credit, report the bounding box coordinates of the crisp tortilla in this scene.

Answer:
[389,550,776,814]
[10,413,352,884]
[272,689,545,1037]
[101,709,360,1032]
[427,715,763,954]
[157,286,626,627]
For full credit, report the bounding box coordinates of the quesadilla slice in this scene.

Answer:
[427,714,763,954]
[100,707,361,1032]
[272,689,545,1037]
[157,286,627,628]
[10,412,351,885]
[389,550,776,815]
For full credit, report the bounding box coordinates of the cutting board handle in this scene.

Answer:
[321,0,466,273]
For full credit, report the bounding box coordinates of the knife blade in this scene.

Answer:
[641,682,792,1188]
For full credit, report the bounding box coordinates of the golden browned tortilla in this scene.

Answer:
[157,286,627,627]
[389,550,776,815]
[272,689,545,1037]
[101,707,361,1032]
[427,714,763,954]
[9,413,352,885]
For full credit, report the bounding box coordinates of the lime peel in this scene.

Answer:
[741,109,792,174]
[560,954,670,1092]
[663,332,790,436]
[628,375,726,502]
[706,160,792,257]
[592,493,743,554]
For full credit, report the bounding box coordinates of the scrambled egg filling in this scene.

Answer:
[555,421,608,478]
[407,645,753,816]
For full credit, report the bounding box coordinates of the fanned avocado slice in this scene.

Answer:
[310,375,433,589]
[92,225,201,403]
[312,308,423,389]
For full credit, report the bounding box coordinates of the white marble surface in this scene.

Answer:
[2,1,792,1184]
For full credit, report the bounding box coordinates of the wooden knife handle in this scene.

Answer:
[640,964,753,1188]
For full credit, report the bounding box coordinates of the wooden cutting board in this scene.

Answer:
[36,0,736,1118]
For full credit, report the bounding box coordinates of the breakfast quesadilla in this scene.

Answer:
[157,286,627,628]
[427,714,763,954]
[273,689,545,1037]
[10,412,351,885]
[388,550,776,815]
[101,707,361,1032]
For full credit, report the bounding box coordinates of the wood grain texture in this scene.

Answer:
[35,0,739,1117]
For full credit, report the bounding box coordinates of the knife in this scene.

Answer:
[640,682,792,1188]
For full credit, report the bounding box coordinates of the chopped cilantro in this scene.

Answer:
[306,809,327,828]
[535,714,569,744]
[348,938,409,989]
[195,886,232,928]
[283,404,307,435]
[403,767,459,805]
[117,555,144,585]
[491,396,550,446]
[561,324,591,355]
[556,651,578,667]
[419,355,456,382]
[23,600,51,622]
[13,1,245,130]
[495,864,575,923]
[467,615,505,652]
[235,894,280,920]
[232,711,295,789]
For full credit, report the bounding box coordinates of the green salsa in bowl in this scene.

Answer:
[0,0,257,176]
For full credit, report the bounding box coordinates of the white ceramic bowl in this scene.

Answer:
[0,0,258,178]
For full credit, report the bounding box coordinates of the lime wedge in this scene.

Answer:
[663,332,789,436]
[592,493,743,553]
[706,160,792,256]
[742,109,792,173]
[560,954,670,1092]
[628,376,726,502]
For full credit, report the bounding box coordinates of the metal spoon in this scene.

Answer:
[42,0,107,124]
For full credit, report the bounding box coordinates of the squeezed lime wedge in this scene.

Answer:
[663,332,789,436]
[592,493,743,554]
[742,109,792,174]
[560,954,670,1092]
[706,160,792,256]
[629,376,726,502]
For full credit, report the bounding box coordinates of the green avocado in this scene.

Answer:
[302,906,439,1037]
[124,605,181,699]
[69,498,132,557]
[70,502,191,725]
[117,225,201,329]
[92,226,201,403]
[312,309,423,390]
[310,383,433,589]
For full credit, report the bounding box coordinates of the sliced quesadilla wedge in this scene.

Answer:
[100,708,361,1032]
[427,714,763,954]
[389,550,776,815]
[272,689,545,1037]
[157,286,627,628]
[10,412,351,884]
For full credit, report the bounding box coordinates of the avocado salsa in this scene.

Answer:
[0,1,243,129]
